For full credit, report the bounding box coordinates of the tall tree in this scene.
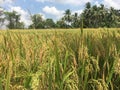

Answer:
[71,13,80,28]
[82,2,120,28]
[92,5,100,28]
[5,11,24,29]
[98,4,106,27]
[108,7,120,27]
[56,17,67,28]
[0,7,5,27]
[45,18,55,28]
[29,14,44,29]
[82,2,92,28]
[64,9,72,28]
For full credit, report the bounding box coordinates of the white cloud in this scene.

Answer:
[36,0,93,6]
[36,0,53,3]
[0,7,6,29]
[9,6,32,27]
[43,6,63,16]
[42,6,84,20]
[57,0,93,6]
[73,10,83,15]
[36,0,120,8]
[103,0,120,9]
[0,0,3,4]
[0,7,4,11]
[43,6,64,19]
[0,0,13,5]
[39,13,46,20]
[94,1,100,7]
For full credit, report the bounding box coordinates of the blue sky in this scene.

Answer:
[0,0,120,27]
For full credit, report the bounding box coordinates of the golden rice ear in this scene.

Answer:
[88,79,108,90]
[114,58,120,75]
[73,56,77,67]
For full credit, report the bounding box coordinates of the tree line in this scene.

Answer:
[0,2,120,29]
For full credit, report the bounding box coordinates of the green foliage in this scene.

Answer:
[29,14,45,29]
[4,11,25,29]
[45,18,56,28]
[82,3,120,28]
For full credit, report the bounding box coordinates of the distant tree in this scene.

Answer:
[5,11,24,29]
[71,13,80,28]
[44,18,55,28]
[108,7,120,27]
[56,17,67,28]
[0,7,5,27]
[17,22,25,29]
[98,4,107,27]
[64,9,72,28]
[92,5,100,28]
[82,2,120,28]
[82,2,92,28]
[115,9,120,27]
[29,14,44,29]
[86,2,91,9]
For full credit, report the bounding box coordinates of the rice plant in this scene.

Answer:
[0,29,120,90]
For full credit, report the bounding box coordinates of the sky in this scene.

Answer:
[0,0,120,27]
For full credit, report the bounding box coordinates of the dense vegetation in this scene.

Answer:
[0,29,120,90]
[0,2,120,29]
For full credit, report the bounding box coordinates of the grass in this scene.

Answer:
[0,28,120,90]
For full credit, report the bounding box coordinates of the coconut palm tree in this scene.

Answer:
[72,13,80,28]
[64,9,72,28]
[82,2,92,28]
